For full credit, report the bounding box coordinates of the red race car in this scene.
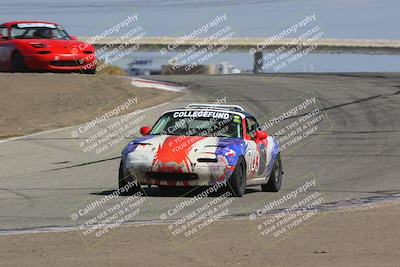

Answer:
[0,21,96,74]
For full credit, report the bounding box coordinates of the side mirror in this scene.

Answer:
[255,130,268,140]
[140,126,151,136]
[69,35,78,40]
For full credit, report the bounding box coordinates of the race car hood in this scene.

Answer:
[122,135,246,170]
[15,39,94,54]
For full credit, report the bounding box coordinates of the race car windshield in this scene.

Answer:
[150,111,243,138]
[10,25,70,40]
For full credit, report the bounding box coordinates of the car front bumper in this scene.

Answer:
[123,152,235,187]
[23,53,96,72]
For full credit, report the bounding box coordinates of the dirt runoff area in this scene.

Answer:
[0,73,180,138]
[1,203,399,267]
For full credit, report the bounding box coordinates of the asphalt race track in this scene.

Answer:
[1,73,400,232]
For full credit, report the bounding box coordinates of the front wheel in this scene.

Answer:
[261,154,282,192]
[118,161,140,195]
[11,51,26,72]
[228,157,246,197]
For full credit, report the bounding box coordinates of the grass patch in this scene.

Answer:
[96,60,127,76]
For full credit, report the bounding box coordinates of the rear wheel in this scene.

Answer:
[118,161,140,195]
[228,157,246,197]
[11,51,26,72]
[261,154,282,192]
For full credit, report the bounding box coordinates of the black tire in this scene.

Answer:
[11,51,26,72]
[158,185,172,191]
[228,157,246,197]
[82,68,96,75]
[118,160,140,195]
[262,154,282,192]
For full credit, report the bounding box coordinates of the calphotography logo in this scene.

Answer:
[74,12,147,79]
[248,173,327,248]
[70,96,146,157]
[249,13,326,75]
[258,91,334,154]
[67,181,148,246]
[157,181,236,247]
[159,13,236,79]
